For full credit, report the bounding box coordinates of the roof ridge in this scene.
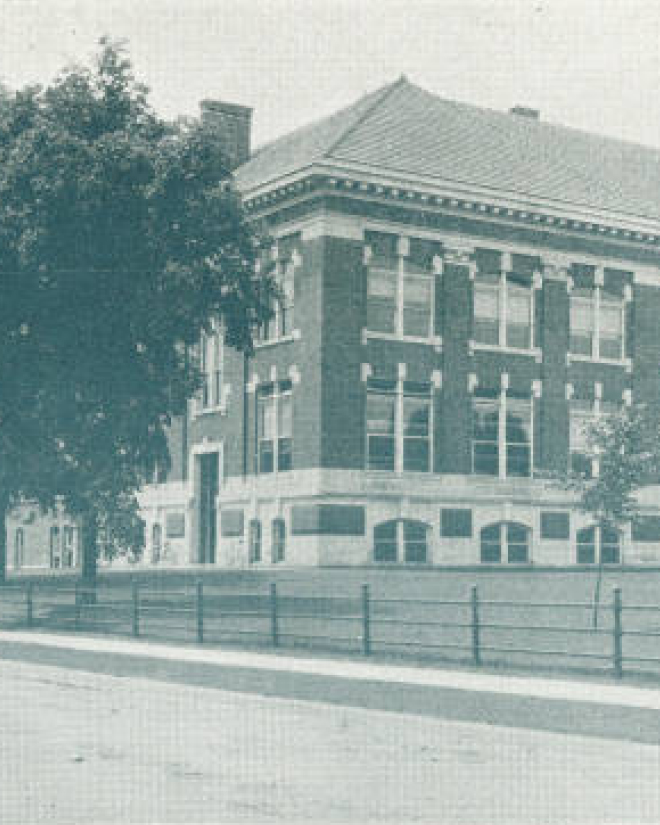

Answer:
[322,75,409,160]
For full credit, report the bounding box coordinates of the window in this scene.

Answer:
[570,398,620,478]
[480,522,530,564]
[440,508,473,538]
[373,520,429,564]
[367,268,397,334]
[14,528,24,569]
[62,526,76,567]
[472,391,532,478]
[570,399,596,478]
[366,381,396,471]
[365,236,435,341]
[577,525,620,564]
[249,520,262,563]
[151,523,162,564]
[199,324,223,411]
[366,379,432,473]
[473,268,534,351]
[260,256,296,343]
[374,521,398,562]
[271,518,285,563]
[506,397,532,477]
[570,285,625,361]
[256,381,292,473]
[472,393,499,476]
[403,384,431,472]
[50,526,60,569]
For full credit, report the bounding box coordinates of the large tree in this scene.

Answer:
[0,39,273,584]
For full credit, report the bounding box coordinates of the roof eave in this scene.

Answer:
[239,158,660,239]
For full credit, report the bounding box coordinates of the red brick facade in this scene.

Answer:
[139,80,660,568]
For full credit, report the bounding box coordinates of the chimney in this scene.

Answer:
[509,105,540,120]
[200,99,253,170]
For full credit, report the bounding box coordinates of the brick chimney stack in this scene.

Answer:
[200,99,253,170]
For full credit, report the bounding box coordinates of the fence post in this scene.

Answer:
[132,580,140,638]
[613,587,623,679]
[74,582,81,630]
[471,585,481,666]
[26,583,33,628]
[196,580,204,644]
[361,584,371,656]
[270,582,279,647]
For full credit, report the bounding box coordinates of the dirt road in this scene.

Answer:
[2,657,660,824]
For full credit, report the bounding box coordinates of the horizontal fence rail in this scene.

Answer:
[5,579,660,679]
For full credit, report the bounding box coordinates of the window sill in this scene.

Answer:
[362,329,442,350]
[567,353,631,371]
[470,341,542,361]
[365,469,433,477]
[254,330,301,349]
[192,404,227,419]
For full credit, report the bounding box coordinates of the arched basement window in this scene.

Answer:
[577,525,620,564]
[480,522,530,564]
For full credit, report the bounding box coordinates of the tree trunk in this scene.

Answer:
[0,498,7,584]
[80,509,98,602]
[592,562,604,629]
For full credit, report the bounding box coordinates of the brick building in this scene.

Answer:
[138,78,660,568]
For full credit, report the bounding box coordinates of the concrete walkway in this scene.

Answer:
[2,629,660,744]
[0,628,658,706]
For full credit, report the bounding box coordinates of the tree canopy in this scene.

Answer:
[0,39,274,578]
[563,403,660,529]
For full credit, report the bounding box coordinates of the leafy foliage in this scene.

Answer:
[0,39,274,576]
[564,404,660,529]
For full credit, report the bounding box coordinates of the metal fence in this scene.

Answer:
[4,579,660,679]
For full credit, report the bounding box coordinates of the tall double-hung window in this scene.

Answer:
[365,233,439,341]
[569,393,620,478]
[366,378,432,473]
[569,268,627,361]
[259,235,299,344]
[472,388,533,478]
[199,322,224,411]
[256,380,293,473]
[473,253,536,351]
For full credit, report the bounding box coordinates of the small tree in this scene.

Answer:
[560,403,660,626]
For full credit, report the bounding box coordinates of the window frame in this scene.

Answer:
[271,518,286,564]
[249,519,262,564]
[480,522,530,564]
[365,239,439,344]
[196,320,225,415]
[569,283,627,364]
[366,378,433,474]
[256,381,293,475]
[569,396,622,478]
[576,524,620,564]
[472,390,533,479]
[257,253,299,346]
[14,528,24,569]
[473,267,537,354]
[373,519,430,565]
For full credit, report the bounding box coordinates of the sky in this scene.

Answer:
[1,0,660,152]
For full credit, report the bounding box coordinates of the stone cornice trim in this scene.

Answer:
[243,167,660,251]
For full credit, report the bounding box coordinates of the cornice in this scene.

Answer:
[242,168,660,252]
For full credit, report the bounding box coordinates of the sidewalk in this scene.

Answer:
[2,629,660,744]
